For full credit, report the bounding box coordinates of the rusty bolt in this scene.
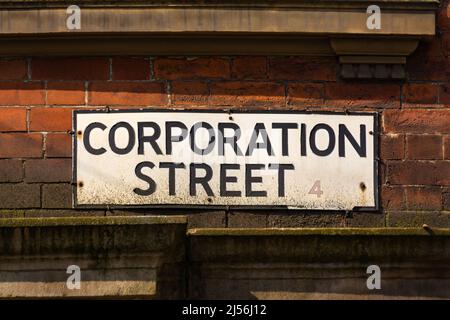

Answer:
[78,181,84,188]
[359,182,366,191]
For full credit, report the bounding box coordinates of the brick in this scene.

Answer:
[325,84,400,108]
[439,84,450,105]
[403,84,438,104]
[287,83,323,107]
[46,133,72,157]
[383,110,450,134]
[112,57,150,80]
[387,161,450,186]
[345,212,385,227]
[269,57,336,81]
[30,107,72,132]
[228,211,267,227]
[0,159,23,182]
[0,59,28,80]
[0,133,42,158]
[407,135,442,160]
[88,82,167,106]
[0,82,45,105]
[0,108,27,131]
[445,135,450,159]
[25,159,71,182]
[407,43,449,81]
[187,211,226,228]
[154,58,230,80]
[32,58,109,80]
[232,57,267,79]
[380,135,404,160]
[438,0,450,31]
[42,184,72,208]
[387,211,450,228]
[0,184,40,208]
[209,81,285,107]
[267,212,345,227]
[172,81,209,106]
[444,190,450,210]
[47,82,85,105]
[381,186,406,210]
[406,187,442,211]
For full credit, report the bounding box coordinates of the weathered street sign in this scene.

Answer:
[73,110,378,210]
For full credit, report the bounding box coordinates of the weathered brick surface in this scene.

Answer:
[232,57,267,79]
[269,57,336,81]
[403,83,439,104]
[0,59,28,80]
[387,161,450,186]
[0,184,40,208]
[30,108,72,132]
[0,82,45,105]
[325,84,400,108]
[47,82,85,105]
[287,83,324,107]
[172,81,209,106]
[154,58,230,80]
[407,135,442,160]
[406,187,443,211]
[88,82,167,106]
[380,135,404,160]
[45,133,72,158]
[383,110,450,134]
[0,160,23,182]
[112,57,150,80]
[0,108,27,132]
[32,58,109,80]
[0,133,42,158]
[25,159,71,183]
[42,184,72,208]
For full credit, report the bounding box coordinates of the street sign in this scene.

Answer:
[73,110,378,210]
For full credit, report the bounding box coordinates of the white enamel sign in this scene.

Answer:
[74,110,378,210]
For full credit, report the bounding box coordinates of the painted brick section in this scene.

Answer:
[47,82,85,105]
[0,82,45,105]
[88,82,167,106]
[154,58,230,80]
[209,82,285,107]
[387,161,450,186]
[0,184,40,208]
[0,59,28,80]
[42,184,72,208]
[45,133,72,158]
[30,108,72,132]
[112,57,150,80]
[384,110,450,134]
[0,160,23,182]
[32,58,109,80]
[0,133,42,158]
[0,108,27,131]
[25,159,71,183]
[407,135,443,160]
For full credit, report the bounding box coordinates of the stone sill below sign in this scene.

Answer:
[1,216,449,298]
[0,0,440,78]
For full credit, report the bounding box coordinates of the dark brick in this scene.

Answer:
[0,159,23,182]
[0,184,40,208]
[25,159,71,183]
[267,212,345,228]
[42,184,72,208]
[228,211,267,227]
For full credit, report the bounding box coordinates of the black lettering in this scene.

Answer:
[134,161,156,196]
[269,163,295,197]
[272,123,298,156]
[190,163,214,196]
[109,122,135,155]
[245,164,266,197]
[138,122,162,155]
[339,124,367,157]
[190,122,216,155]
[220,164,241,197]
[83,122,106,155]
[218,123,243,156]
[159,162,186,196]
[309,123,335,157]
[246,123,273,156]
[300,123,307,156]
[166,121,188,155]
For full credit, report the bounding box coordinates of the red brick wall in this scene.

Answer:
[0,5,449,228]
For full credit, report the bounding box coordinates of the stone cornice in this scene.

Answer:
[0,0,440,79]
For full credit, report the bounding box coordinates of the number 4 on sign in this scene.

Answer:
[309,180,323,198]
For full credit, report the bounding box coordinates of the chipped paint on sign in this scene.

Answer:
[74,110,378,210]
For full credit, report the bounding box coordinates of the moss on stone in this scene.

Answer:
[0,215,187,227]
[187,227,450,237]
